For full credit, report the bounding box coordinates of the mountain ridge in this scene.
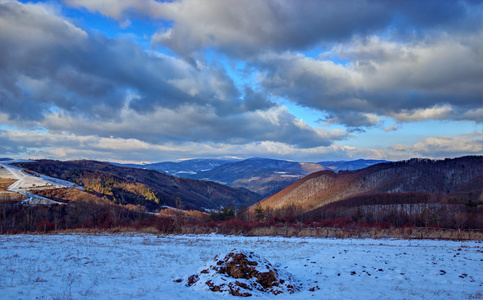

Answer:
[253,156,482,214]
[110,157,388,197]
[18,159,261,212]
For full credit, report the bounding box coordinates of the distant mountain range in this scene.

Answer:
[113,158,388,197]
[114,159,236,176]
[316,159,388,172]
[253,156,482,217]
[11,156,483,226]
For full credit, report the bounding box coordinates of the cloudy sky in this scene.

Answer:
[1,0,481,163]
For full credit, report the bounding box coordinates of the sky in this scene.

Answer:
[0,0,482,164]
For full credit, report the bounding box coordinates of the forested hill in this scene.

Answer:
[19,160,261,212]
[254,156,482,214]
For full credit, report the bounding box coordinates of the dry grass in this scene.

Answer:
[3,224,482,241]
[0,178,16,191]
[174,225,483,240]
[0,176,29,202]
[0,193,28,202]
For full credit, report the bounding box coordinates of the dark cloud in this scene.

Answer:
[241,87,275,112]
[2,0,481,162]
[0,1,347,150]
[150,0,392,58]
[324,111,381,128]
[39,105,346,148]
[0,1,244,122]
[58,0,483,129]
[255,33,483,126]
[58,0,483,130]
[65,0,482,59]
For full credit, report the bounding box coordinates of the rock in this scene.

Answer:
[186,249,302,296]
[186,274,199,286]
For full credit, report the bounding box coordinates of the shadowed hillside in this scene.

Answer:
[19,160,261,212]
[253,156,482,220]
[112,157,388,197]
[188,158,327,197]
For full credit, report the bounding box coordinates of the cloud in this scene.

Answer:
[39,105,347,148]
[461,108,483,123]
[60,0,483,128]
[256,33,483,126]
[389,105,453,122]
[389,133,482,158]
[2,0,481,163]
[0,1,346,150]
[64,0,482,59]
[383,126,397,132]
[0,129,178,162]
[0,129,396,163]
[0,1,251,122]
[324,112,382,127]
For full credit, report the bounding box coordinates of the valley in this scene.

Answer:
[115,157,387,197]
[0,156,481,235]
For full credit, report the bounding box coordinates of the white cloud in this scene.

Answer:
[389,133,482,158]
[383,126,397,132]
[389,105,453,122]
[0,129,396,163]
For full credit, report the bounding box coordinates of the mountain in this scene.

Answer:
[187,158,326,197]
[18,160,261,211]
[114,157,389,197]
[317,159,388,172]
[254,156,482,215]
[113,159,236,177]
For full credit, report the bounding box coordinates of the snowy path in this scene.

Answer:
[0,234,481,299]
[0,162,78,204]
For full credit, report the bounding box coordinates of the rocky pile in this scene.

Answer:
[185,249,302,297]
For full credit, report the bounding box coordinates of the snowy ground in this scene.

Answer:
[0,161,79,204]
[1,234,482,299]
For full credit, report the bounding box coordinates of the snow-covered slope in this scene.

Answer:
[0,161,79,204]
[0,234,481,299]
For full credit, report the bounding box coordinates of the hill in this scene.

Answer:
[317,159,388,172]
[253,156,482,226]
[188,158,326,197]
[111,158,388,197]
[18,160,261,212]
[114,158,236,177]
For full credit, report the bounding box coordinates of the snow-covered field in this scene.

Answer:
[1,234,482,299]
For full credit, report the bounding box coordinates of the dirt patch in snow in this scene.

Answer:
[185,249,304,297]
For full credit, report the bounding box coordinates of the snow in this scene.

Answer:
[0,162,81,205]
[188,249,304,296]
[0,234,482,299]
[280,175,301,178]
[0,163,77,192]
[176,171,197,175]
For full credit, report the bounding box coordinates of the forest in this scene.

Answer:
[1,156,481,238]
